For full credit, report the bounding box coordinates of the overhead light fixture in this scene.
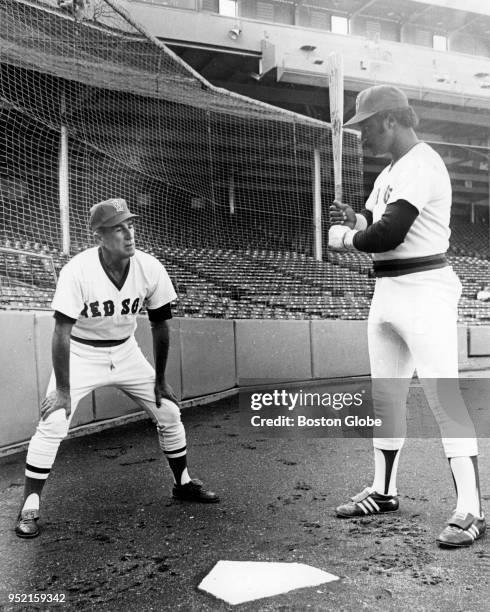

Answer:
[228,26,241,41]
[474,72,490,79]
[313,59,324,65]
[480,80,490,89]
[300,44,316,52]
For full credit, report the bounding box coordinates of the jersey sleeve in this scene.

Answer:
[147,302,172,322]
[51,263,85,319]
[146,260,178,310]
[352,200,419,253]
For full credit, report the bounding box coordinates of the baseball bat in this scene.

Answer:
[327,52,344,203]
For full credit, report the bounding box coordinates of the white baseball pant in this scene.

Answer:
[367,266,478,457]
[26,335,185,474]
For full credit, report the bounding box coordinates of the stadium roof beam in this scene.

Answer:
[447,14,482,36]
[413,105,490,129]
[211,80,327,106]
[162,37,261,58]
[348,0,381,20]
[397,3,434,26]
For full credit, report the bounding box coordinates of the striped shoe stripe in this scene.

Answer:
[463,530,475,541]
[468,525,479,539]
[359,497,380,513]
[362,498,376,512]
[356,500,370,514]
[367,497,380,512]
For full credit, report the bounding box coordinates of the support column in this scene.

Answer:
[229,173,235,215]
[59,91,70,255]
[313,148,322,261]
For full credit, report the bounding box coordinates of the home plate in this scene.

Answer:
[198,560,339,605]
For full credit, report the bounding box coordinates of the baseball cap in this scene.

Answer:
[344,85,410,127]
[89,198,137,230]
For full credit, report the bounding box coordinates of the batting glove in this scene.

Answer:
[328,225,358,252]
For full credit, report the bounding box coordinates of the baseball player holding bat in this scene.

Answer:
[329,85,484,547]
[15,198,218,539]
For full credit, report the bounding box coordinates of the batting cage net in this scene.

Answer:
[0,0,367,317]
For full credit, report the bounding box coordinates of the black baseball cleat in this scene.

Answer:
[15,509,40,538]
[437,512,486,548]
[336,487,399,518]
[172,479,219,503]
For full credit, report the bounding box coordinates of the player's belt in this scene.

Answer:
[70,335,130,347]
[373,254,448,277]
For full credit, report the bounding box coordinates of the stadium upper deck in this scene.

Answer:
[118,0,490,217]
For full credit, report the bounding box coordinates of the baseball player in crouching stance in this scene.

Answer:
[329,85,484,547]
[15,199,218,539]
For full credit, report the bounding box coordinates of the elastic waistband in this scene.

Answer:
[373,254,448,278]
[71,335,130,347]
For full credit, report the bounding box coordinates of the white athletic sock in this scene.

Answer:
[449,456,481,517]
[371,447,400,496]
[22,493,40,512]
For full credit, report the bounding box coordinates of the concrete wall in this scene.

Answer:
[311,320,370,379]
[468,326,490,357]
[235,320,311,385]
[0,313,39,447]
[0,312,478,451]
[180,318,236,398]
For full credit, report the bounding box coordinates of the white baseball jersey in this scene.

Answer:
[51,247,177,340]
[366,142,451,261]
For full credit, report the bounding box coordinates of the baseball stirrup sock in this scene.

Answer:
[372,448,400,496]
[449,456,482,517]
[164,446,191,485]
[25,463,51,481]
[21,492,40,512]
[21,466,50,511]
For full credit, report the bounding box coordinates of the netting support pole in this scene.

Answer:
[313,149,322,261]
[229,173,235,215]
[59,91,70,255]
[488,136,490,247]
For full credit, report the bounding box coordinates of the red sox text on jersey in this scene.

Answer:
[80,297,143,318]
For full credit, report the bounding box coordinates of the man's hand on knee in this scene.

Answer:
[40,389,71,421]
[154,379,179,408]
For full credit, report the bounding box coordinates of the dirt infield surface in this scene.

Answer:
[1,390,489,611]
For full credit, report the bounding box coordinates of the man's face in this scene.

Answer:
[98,219,135,259]
[359,114,393,156]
